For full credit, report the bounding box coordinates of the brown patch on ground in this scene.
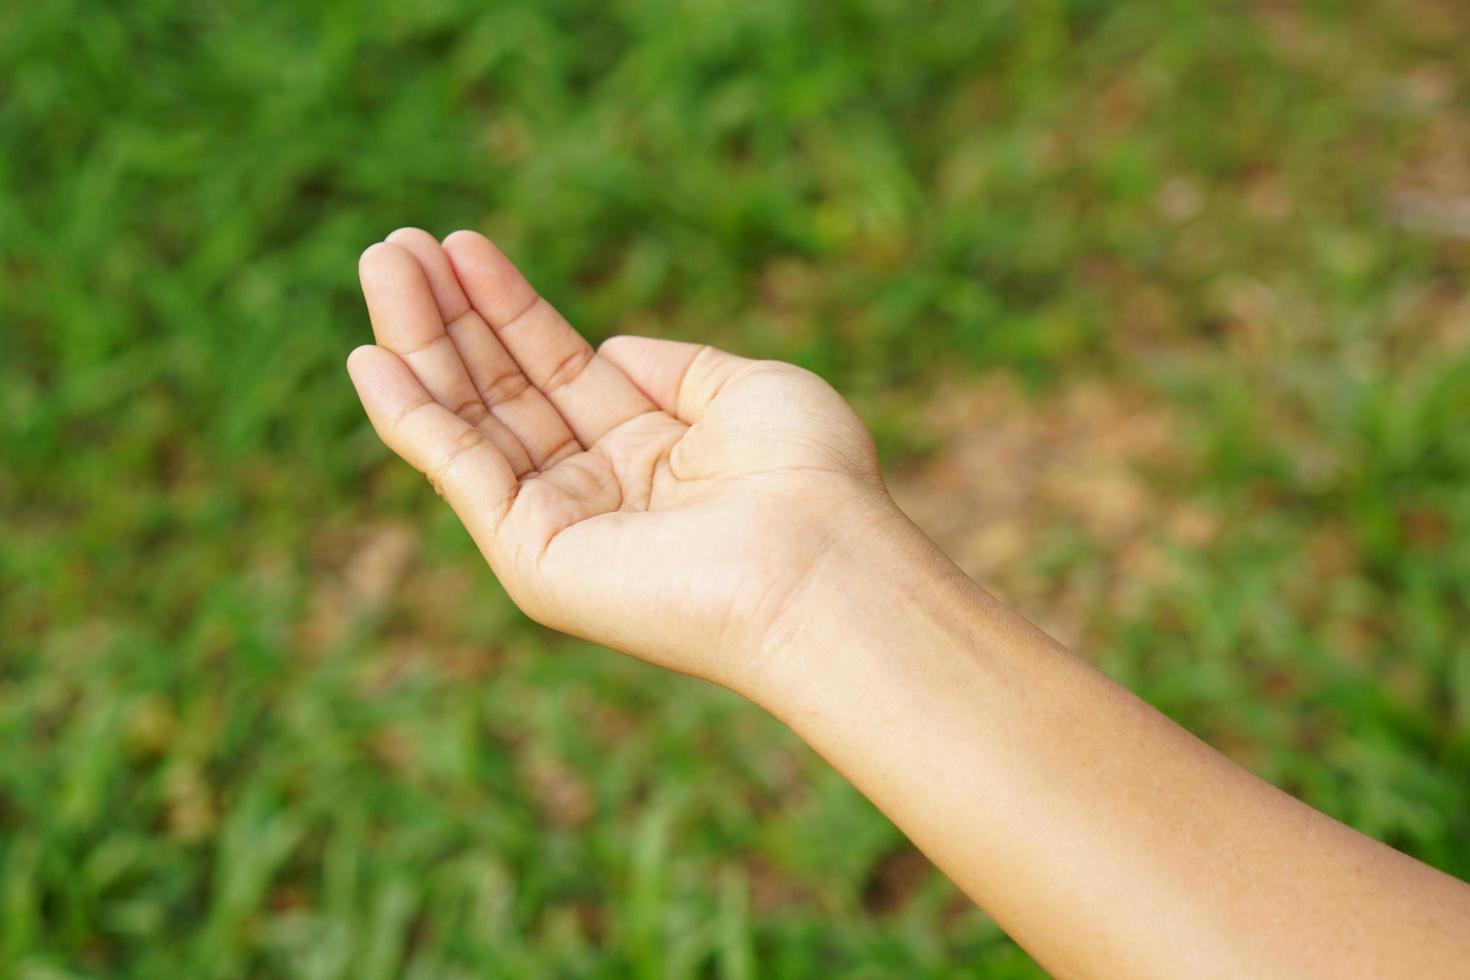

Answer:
[540,901,607,945]
[889,373,1213,650]
[521,744,596,828]
[294,521,504,698]
[861,845,934,918]
[163,761,217,842]
[744,854,817,914]
[298,522,418,652]
[368,725,420,777]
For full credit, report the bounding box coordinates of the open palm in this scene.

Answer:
[348,230,888,688]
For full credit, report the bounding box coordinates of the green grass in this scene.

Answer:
[3,0,1469,975]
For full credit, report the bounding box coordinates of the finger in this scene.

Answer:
[383,228,580,471]
[597,335,754,424]
[441,231,656,446]
[347,345,516,541]
[359,241,532,474]
[384,227,475,321]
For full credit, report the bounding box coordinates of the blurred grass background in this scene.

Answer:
[3,0,1470,976]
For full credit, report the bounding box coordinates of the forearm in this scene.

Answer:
[751,509,1470,979]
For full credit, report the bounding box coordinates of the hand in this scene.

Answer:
[348,229,897,692]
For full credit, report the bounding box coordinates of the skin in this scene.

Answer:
[348,228,1470,978]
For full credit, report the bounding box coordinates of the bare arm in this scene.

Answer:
[348,228,1470,978]
[754,511,1470,978]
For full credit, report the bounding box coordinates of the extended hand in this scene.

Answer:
[348,231,1470,980]
[348,229,895,690]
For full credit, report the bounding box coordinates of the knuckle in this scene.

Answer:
[538,435,580,469]
[428,426,487,488]
[453,399,489,425]
[480,370,530,404]
[541,345,594,393]
[388,396,433,435]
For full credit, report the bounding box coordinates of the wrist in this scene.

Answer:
[740,494,1005,714]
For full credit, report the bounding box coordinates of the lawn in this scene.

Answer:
[3,0,1469,976]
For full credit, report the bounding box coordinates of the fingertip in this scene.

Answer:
[346,343,378,372]
[597,333,683,358]
[440,229,486,252]
[358,240,410,281]
[387,227,471,320]
[346,342,404,377]
[596,334,632,355]
[359,239,395,266]
[345,344,393,394]
[346,345,428,411]
[596,334,658,373]
[440,230,508,270]
[598,333,693,369]
[385,226,438,251]
[439,231,539,327]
